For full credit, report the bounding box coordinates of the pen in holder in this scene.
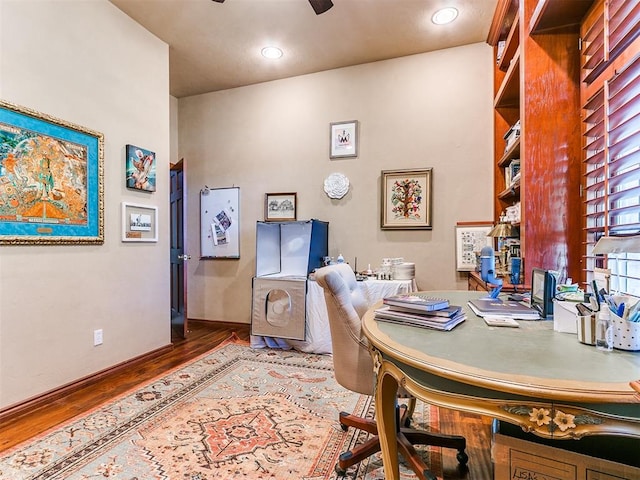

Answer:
[577,313,597,345]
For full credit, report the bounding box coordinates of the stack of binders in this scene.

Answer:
[374,294,466,331]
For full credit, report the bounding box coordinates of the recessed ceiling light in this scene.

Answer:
[261,46,283,59]
[432,7,458,25]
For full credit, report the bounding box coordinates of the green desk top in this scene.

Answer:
[364,290,640,403]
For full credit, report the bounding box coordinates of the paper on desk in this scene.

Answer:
[483,316,519,327]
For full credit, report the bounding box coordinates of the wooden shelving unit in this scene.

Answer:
[487,0,588,284]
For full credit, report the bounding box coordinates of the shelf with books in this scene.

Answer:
[504,160,521,189]
[488,0,584,285]
[498,137,520,168]
[497,178,520,200]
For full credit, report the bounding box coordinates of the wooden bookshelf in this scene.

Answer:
[488,0,587,285]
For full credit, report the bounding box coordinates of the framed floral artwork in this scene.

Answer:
[380,168,432,230]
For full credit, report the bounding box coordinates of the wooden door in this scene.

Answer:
[170,159,189,339]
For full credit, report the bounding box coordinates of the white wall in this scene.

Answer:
[178,42,494,324]
[0,0,170,409]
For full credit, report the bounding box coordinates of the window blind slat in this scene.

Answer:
[608,1,640,57]
[609,129,640,162]
[584,148,606,166]
[609,147,640,176]
[609,111,640,146]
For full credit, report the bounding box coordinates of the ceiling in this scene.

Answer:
[109,0,498,98]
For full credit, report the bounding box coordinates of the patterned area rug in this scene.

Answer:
[0,336,441,479]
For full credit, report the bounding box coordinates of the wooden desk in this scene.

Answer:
[362,290,640,480]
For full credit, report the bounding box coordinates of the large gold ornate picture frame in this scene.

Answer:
[0,99,104,245]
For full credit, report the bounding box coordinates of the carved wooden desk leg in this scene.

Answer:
[375,359,401,480]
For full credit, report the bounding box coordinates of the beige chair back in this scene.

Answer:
[315,264,375,396]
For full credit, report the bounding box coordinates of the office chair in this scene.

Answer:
[315,264,468,479]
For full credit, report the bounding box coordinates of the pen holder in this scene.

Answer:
[611,311,640,351]
[577,313,597,345]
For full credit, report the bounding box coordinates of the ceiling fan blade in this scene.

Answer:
[308,0,333,15]
[212,0,331,14]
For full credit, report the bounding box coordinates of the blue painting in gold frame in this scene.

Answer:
[0,99,104,244]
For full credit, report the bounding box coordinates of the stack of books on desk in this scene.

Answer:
[375,294,466,331]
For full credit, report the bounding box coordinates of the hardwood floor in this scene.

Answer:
[0,320,494,479]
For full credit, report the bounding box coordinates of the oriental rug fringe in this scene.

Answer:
[0,336,441,479]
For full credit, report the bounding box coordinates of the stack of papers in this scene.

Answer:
[377,294,466,331]
[468,297,539,320]
[374,305,466,331]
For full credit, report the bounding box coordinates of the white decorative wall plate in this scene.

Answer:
[324,173,350,199]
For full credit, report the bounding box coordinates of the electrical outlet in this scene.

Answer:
[94,329,103,346]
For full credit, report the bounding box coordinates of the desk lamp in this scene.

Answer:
[592,235,640,294]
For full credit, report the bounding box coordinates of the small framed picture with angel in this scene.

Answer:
[126,144,156,192]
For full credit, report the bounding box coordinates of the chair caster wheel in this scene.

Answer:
[457,450,469,465]
[335,464,347,476]
[339,423,348,432]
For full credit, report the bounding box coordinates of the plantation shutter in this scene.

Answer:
[584,52,640,293]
